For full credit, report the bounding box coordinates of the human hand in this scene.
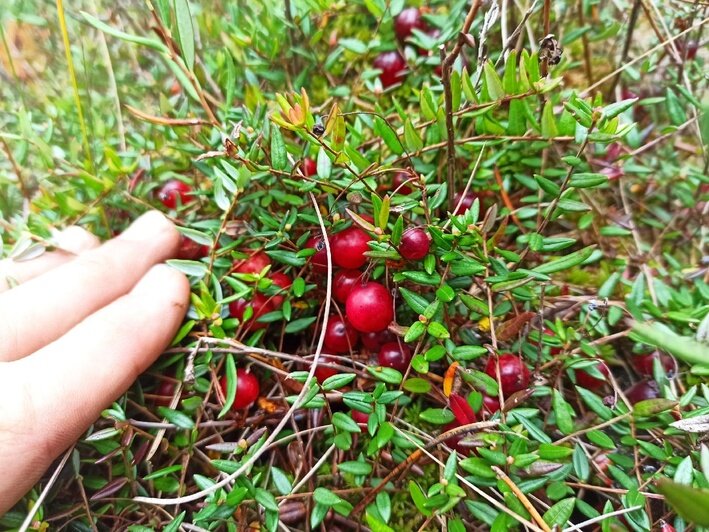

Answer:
[0,211,190,514]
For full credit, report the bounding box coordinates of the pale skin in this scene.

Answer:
[0,211,191,514]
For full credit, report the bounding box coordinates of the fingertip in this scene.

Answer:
[132,264,191,309]
[53,226,101,254]
[120,211,181,255]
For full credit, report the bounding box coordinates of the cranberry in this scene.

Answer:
[633,351,674,376]
[574,359,611,390]
[177,235,209,260]
[378,342,412,372]
[323,315,359,354]
[220,368,260,410]
[158,180,193,209]
[333,269,363,303]
[305,236,328,272]
[452,191,478,215]
[331,227,371,269]
[373,51,407,88]
[482,394,500,415]
[269,272,292,307]
[625,380,659,404]
[361,329,397,351]
[233,251,271,275]
[484,354,531,395]
[351,410,370,425]
[302,157,317,177]
[399,227,431,260]
[678,40,698,60]
[229,293,274,331]
[392,171,413,194]
[154,380,177,407]
[345,282,394,333]
[314,357,339,383]
[394,7,428,42]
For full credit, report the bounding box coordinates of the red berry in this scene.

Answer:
[331,227,371,269]
[625,380,659,404]
[394,7,428,42]
[351,410,370,425]
[484,354,531,395]
[399,227,431,260]
[633,351,674,376]
[678,40,698,60]
[333,269,363,303]
[233,251,271,275]
[378,341,412,372]
[158,180,193,209]
[574,359,611,390]
[392,171,413,194]
[302,158,317,177]
[660,521,676,532]
[220,368,260,410]
[177,235,209,260]
[154,380,177,407]
[361,329,397,351]
[452,191,477,215]
[314,356,339,383]
[373,51,407,88]
[323,315,359,354]
[345,282,394,333]
[306,236,329,272]
[229,293,274,331]
[482,394,501,415]
[269,272,292,307]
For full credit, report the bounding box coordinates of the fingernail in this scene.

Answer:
[53,226,100,254]
[120,211,175,242]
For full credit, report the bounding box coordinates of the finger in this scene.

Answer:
[0,264,189,514]
[0,211,180,362]
[0,227,100,293]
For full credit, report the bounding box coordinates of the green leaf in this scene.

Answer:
[218,354,237,418]
[538,443,574,460]
[333,412,362,433]
[271,127,287,170]
[80,12,169,52]
[552,390,574,435]
[156,407,195,429]
[322,373,356,391]
[656,479,709,526]
[631,321,709,366]
[403,378,431,394]
[666,88,687,126]
[271,467,292,495]
[569,173,608,188]
[532,247,595,275]
[167,259,208,278]
[427,321,450,339]
[339,38,367,54]
[284,316,317,333]
[535,174,561,196]
[543,497,575,527]
[419,408,455,425]
[314,487,342,506]
[317,146,332,179]
[633,398,678,417]
[541,100,559,138]
[367,366,403,385]
[601,98,638,120]
[339,460,373,475]
[404,321,427,342]
[404,118,423,152]
[375,117,403,155]
[173,0,195,70]
[484,61,504,100]
[409,481,433,517]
